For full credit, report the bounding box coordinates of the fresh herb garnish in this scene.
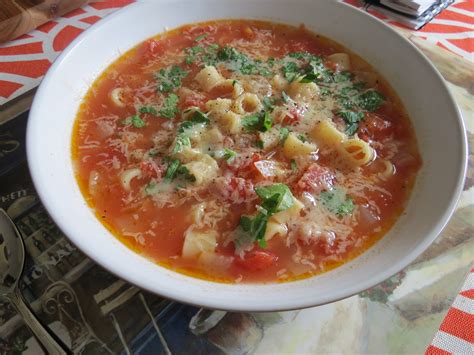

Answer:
[138,106,158,115]
[164,159,181,181]
[358,90,385,112]
[121,115,146,128]
[159,93,179,119]
[222,148,236,161]
[239,183,296,247]
[320,188,355,216]
[338,111,365,136]
[242,111,272,132]
[281,91,290,103]
[334,71,352,83]
[282,61,300,82]
[155,66,188,92]
[179,109,210,133]
[262,97,276,112]
[171,133,191,154]
[163,159,196,183]
[279,127,290,144]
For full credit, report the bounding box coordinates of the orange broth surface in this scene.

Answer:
[72,20,421,283]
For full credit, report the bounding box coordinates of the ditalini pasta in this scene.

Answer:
[72,20,421,283]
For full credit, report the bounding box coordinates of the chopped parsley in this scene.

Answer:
[155,66,188,92]
[163,159,195,182]
[171,133,191,154]
[216,46,274,76]
[239,183,295,247]
[242,111,272,132]
[297,134,307,143]
[222,148,236,161]
[320,188,355,217]
[334,71,352,83]
[262,97,276,112]
[281,91,290,103]
[164,158,181,181]
[179,110,210,131]
[138,106,158,115]
[159,93,179,119]
[279,127,290,144]
[122,115,145,128]
[282,61,300,82]
[338,111,365,136]
[358,90,385,112]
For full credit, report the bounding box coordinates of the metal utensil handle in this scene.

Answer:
[7,287,70,355]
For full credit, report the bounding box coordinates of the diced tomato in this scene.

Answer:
[138,39,167,59]
[211,177,255,203]
[357,113,392,142]
[227,153,262,177]
[235,250,278,271]
[294,163,335,195]
[283,104,305,126]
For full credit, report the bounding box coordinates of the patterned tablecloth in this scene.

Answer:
[0,1,472,354]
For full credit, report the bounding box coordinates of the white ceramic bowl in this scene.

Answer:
[27,0,467,311]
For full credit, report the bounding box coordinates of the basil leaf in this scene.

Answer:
[139,106,158,115]
[358,90,385,112]
[159,93,179,119]
[255,183,295,214]
[172,133,191,154]
[320,188,355,216]
[164,159,181,181]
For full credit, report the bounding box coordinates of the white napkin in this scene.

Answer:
[380,0,438,16]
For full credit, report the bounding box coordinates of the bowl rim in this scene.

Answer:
[26,0,468,311]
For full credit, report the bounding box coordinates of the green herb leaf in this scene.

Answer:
[279,127,290,145]
[155,66,188,92]
[178,110,210,133]
[242,111,272,132]
[138,106,158,115]
[126,115,145,128]
[255,183,295,214]
[334,71,352,83]
[159,93,179,119]
[282,61,299,82]
[222,148,236,161]
[262,97,275,112]
[176,165,196,182]
[358,90,385,112]
[237,183,296,248]
[172,133,191,154]
[281,91,290,103]
[320,188,355,216]
[164,159,181,181]
[338,111,365,136]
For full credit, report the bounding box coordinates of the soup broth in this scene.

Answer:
[73,20,421,283]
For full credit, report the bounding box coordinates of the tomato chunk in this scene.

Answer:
[357,113,392,142]
[295,163,335,195]
[236,250,278,271]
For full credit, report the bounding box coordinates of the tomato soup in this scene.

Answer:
[72,20,421,283]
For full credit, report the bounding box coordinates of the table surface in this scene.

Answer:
[0,1,472,354]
